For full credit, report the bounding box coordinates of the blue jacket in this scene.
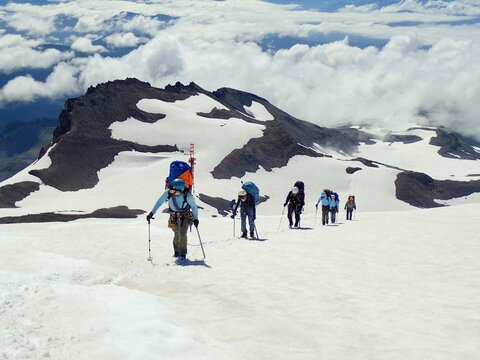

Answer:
[316,191,330,206]
[151,190,199,219]
[329,197,338,210]
[332,192,340,208]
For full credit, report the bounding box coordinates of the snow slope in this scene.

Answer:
[1,204,479,359]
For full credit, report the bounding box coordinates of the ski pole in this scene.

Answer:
[278,206,286,231]
[147,221,153,262]
[196,227,206,259]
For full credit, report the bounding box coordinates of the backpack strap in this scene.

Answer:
[168,192,191,213]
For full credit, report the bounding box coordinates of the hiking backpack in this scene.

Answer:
[166,160,194,191]
[242,181,260,206]
[333,192,339,202]
[294,181,305,192]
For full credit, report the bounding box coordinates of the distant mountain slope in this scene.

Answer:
[0,118,57,182]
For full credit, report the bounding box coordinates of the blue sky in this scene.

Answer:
[1,0,480,139]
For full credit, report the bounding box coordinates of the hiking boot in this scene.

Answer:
[250,231,255,238]
[178,254,186,260]
[241,231,247,238]
[173,251,179,258]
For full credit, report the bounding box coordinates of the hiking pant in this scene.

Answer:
[321,205,329,225]
[241,206,255,233]
[170,212,191,256]
[346,209,353,220]
[287,204,301,227]
[330,207,338,223]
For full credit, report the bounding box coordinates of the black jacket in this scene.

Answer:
[284,191,305,209]
[233,193,255,214]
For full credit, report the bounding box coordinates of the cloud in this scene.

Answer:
[2,3,56,35]
[1,0,480,140]
[70,37,106,53]
[0,34,73,73]
[0,62,80,104]
[75,33,184,88]
[377,0,480,16]
[117,14,165,37]
[105,32,142,48]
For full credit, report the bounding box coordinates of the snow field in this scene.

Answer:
[1,203,480,359]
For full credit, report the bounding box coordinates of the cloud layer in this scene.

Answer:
[1,0,480,139]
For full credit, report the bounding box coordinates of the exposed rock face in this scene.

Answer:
[410,127,480,160]
[0,181,40,208]
[29,78,184,191]
[0,206,144,224]
[395,171,480,208]
[210,88,374,179]
[384,134,422,144]
[198,194,232,216]
[351,157,379,168]
[198,193,271,215]
[346,167,362,174]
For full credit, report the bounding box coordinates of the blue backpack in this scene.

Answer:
[242,181,260,206]
[166,161,193,190]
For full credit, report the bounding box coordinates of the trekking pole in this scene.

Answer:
[278,206,286,231]
[196,227,206,259]
[233,216,235,237]
[147,221,153,262]
[315,207,318,225]
[254,224,259,240]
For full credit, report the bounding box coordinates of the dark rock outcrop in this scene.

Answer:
[395,171,480,208]
[197,194,233,216]
[384,134,422,144]
[351,157,379,168]
[29,78,186,191]
[0,181,40,208]
[0,205,144,224]
[198,193,270,216]
[409,127,480,160]
[210,88,374,179]
[346,167,362,174]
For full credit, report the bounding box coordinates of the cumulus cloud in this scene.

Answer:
[75,33,184,88]
[2,3,56,35]
[0,34,73,73]
[70,37,106,53]
[0,62,80,104]
[118,14,165,37]
[105,32,142,48]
